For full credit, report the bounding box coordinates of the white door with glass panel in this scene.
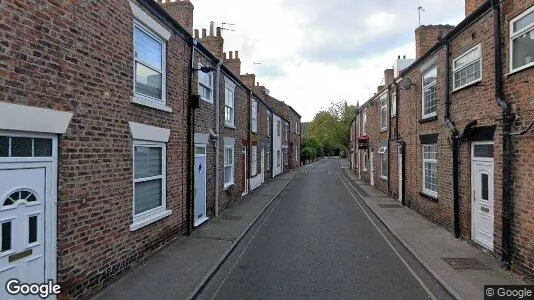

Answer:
[194,145,208,227]
[471,142,494,251]
[0,135,55,300]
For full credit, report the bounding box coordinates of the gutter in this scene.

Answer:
[214,61,222,217]
[491,0,514,269]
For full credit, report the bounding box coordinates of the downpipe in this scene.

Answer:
[214,61,222,217]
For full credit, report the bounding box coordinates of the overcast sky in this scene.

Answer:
[193,0,464,121]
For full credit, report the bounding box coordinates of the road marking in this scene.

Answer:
[339,171,437,300]
[210,189,284,299]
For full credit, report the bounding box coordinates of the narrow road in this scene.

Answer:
[198,158,451,299]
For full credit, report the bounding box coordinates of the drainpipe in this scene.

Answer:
[443,41,461,239]
[214,61,222,217]
[492,0,514,270]
[387,85,391,194]
[186,40,196,235]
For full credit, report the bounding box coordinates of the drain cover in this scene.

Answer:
[222,215,241,221]
[442,258,491,270]
[378,203,403,208]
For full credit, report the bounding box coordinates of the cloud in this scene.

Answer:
[192,0,465,121]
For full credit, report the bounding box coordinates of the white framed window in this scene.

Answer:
[199,63,214,103]
[453,44,482,90]
[509,6,534,73]
[225,82,235,126]
[391,88,397,117]
[133,22,166,105]
[422,144,438,198]
[266,112,271,137]
[251,99,258,133]
[362,108,367,135]
[277,120,281,136]
[224,145,234,188]
[277,150,281,167]
[380,93,388,131]
[421,67,437,119]
[251,146,258,176]
[378,141,388,180]
[133,141,169,229]
[363,152,368,172]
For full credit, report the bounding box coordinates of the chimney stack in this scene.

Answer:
[223,50,241,76]
[384,69,394,85]
[158,0,194,34]
[415,25,454,59]
[465,0,485,16]
[240,74,256,90]
[198,21,224,59]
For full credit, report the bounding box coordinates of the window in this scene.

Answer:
[0,136,52,157]
[380,93,388,131]
[266,112,271,137]
[134,22,166,103]
[251,100,258,133]
[453,44,482,90]
[225,82,235,126]
[276,150,281,167]
[421,67,437,118]
[363,152,368,172]
[277,120,281,136]
[422,144,437,197]
[251,146,258,176]
[362,108,367,135]
[391,88,397,117]
[378,141,388,180]
[265,149,270,171]
[199,63,214,103]
[133,141,166,222]
[224,146,234,187]
[510,6,534,73]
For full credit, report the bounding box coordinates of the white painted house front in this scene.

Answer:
[272,113,283,177]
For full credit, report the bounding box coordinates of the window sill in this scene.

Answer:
[132,96,172,112]
[224,124,236,129]
[130,209,172,231]
[419,191,438,202]
[451,79,482,93]
[506,63,534,77]
[418,115,437,123]
[380,176,388,181]
[380,128,387,133]
[200,97,213,104]
[224,183,234,190]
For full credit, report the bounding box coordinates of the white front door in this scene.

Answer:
[358,151,361,179]
[194,145,208,227]
[0,167,49,299]
[370,150,374,186]
[260,150,265,183]
[471,142,494,251]
[398,145,403,203]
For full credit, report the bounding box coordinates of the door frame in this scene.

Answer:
[470,141,494,251]
[242,148,247,196]
[0,130,58,284]
[370,149,374,186]
[194,144,207,227]
[397,145,403,203]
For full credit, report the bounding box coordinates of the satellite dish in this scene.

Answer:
[401,77,414,90]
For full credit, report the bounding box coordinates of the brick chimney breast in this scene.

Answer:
[465,0,485,17]
[384,69,394,85]
[223,50,241,76]
[240,74,256,90]
[198,22,224,60]
[415,25,454,59]
[158,0,194,34]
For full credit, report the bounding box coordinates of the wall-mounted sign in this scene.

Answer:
[357,136,369,149]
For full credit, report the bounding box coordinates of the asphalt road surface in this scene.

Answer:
[197,158,452,300]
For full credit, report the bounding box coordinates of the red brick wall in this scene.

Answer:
[0,0,189,297]
[415,25,454,59]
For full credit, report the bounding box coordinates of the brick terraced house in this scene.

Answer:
[349,0,534,281]
[0,0,302,298]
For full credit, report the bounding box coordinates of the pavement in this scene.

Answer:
[339,160,528,300]
[93,161,317,300]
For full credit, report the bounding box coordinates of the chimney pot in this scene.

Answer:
[216,27,222,37]
[229,51,233,59]
[209,21,215,36]
[202,28,207,38]
[194,29,199,38]
[235,51,239,59]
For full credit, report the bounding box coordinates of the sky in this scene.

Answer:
[193,0,465,122]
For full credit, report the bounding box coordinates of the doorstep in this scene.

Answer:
[93,161,320,300]
[341,167,527,300]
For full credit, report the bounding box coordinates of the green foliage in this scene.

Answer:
[303,100,357,156]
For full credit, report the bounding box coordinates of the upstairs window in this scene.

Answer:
[251,100,258,133]
[277,120,281,136]
[421,67,437,119]
[266,112,271,137]
[225,82,235,126]
[380,93,388,131]
[453,44,482,90]
[199,63,214,103]
[362,108,367,135]
[390,88,397,117]
[134,22,166,103]
[510,5,534,73]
